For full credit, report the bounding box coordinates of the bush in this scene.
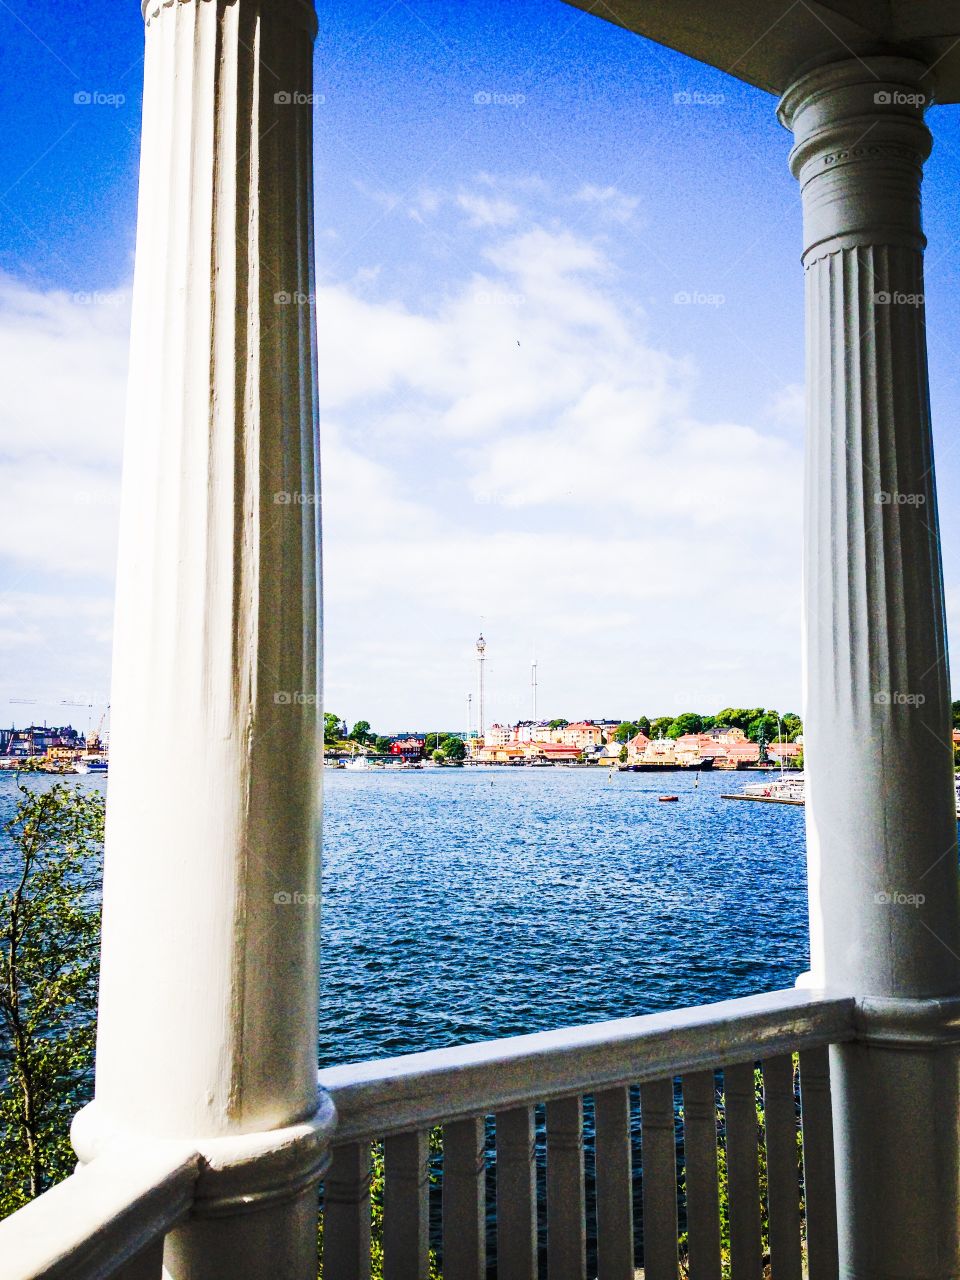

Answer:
[0,782,104,1216]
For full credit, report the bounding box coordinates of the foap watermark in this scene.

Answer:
[274,490,318,505]
[274,91,325,105]
[472,290,525,307]
[874,90,928,108]
[674,290,725,307]
[875,290,924,307]
[473,90,525,107]
[874,690,926,707]
[72,290,125,308]
[274,691,318,706]
[673,89,725,106]
[74,89,126,108]
[874,890,925,907]
[274,290,315,306]
[273,890,320,906]
[875,490,925,506]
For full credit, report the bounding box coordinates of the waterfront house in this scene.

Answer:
[522,741,582,764]
[714,740,762,769]
[485,723,512,747]
[768,741,803,764]
[559,721,603,750]
[5,2,960,1278]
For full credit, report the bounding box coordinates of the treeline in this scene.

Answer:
[610,707,803,744]
[322,714,466,760]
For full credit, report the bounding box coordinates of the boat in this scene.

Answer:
[658,795,679,802]
[724,773,806,805]
[74,758,108,775]
[343,756,371,772]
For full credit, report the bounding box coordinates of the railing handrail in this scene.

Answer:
[317,987,855,1142]
[0,1145,198,1280]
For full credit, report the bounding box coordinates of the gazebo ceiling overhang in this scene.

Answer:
[559,0,960,102]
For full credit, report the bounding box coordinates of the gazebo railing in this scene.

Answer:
[317,988,853,1279]
[0,988,854,1280]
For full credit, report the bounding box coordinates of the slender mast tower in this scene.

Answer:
[476,634,486,743]
[531,658,538,722]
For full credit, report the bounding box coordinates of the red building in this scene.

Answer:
[390,737,425,759]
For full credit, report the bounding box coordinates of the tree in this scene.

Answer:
[323,713,341,744]
[747,712,780,745]
[0,783,104,1215]
[373,736,393,756]
[423,733,449,756]
[650,716,674,740]
[715,707,765,734]
[635,716,651,736]
[666,712,703,740]
[781,712,803,742]
[614,722,636,743]
[548,719,568,730]
[619,744,628,763]
[440,737,466,762]
[349,720,372,744]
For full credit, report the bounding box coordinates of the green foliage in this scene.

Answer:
[547,719,568,730]
[318,1133,442,1278]
[613,723,634,743]
[0,783,104,1216]
[953,700,960,731]
[678,1061,806,1279]
[374,737,393,756]
[713,707,764,734]
[666,712,704,740]
[635,716,651,736]
[650,716,674,739]
[323,712,342,744]
[350,721,372,745]
[440,737,466,762]
[619,744,628,763]
[423,733,449,756]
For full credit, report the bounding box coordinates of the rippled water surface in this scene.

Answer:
[0,768,810,1069]
[319,766,809,1067]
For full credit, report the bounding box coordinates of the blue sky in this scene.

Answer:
[3,0,960,735]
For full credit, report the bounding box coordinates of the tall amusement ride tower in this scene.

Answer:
[476,634,486,743]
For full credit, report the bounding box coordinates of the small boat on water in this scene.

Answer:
[659,795,679,802]
[724,773,805,805]
[343,756,371,772]
[74,758,108,775]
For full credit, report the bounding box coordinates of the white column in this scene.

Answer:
[72,1,332,1275]
[780,58,960,1277]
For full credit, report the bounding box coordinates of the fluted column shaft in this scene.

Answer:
[781,59,960,1277]
[74,2,330,1276]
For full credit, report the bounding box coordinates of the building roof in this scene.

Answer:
[559,0,960,103]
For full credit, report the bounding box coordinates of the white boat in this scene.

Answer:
[725,773,806,805]
[343,756,371,772]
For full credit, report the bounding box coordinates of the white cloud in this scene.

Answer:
[0,275,127,715]
[456,191,520,228]
[0,179,809,731]
[572,184,643,226]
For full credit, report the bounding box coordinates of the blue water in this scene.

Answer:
[0,768,810,1068]
[319,766,809,1067]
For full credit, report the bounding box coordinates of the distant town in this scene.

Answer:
[324,708,807,771]
[0,722,108,774]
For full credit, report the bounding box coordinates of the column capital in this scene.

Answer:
[778,56,933,264]
[142,0,318,38]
